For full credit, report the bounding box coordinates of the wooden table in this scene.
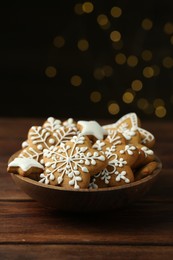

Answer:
[0,118,173,259]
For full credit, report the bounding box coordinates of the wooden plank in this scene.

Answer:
[0,118,43,140]
[1,200,173,244]
[0,245,173,260]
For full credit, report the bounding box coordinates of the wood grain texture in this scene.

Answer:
[0,118,173,259]
[1,200,173,244]
[0,245,173,260]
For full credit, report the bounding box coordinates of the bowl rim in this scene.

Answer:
[10,156,162,193]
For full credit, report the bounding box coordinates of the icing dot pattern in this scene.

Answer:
[9,114,158,190]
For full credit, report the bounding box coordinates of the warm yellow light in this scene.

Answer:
[155,106,167,118]
[108,102,120,115]
[143,66,154,78]
[77,39,89,51]
[141,18,153,30]
[70,75,82,86]
[110,30,121,42]
[141,50,152,61]
[137,98,149,110]
[170,35,173,44]
[162,57,173,68]
[127,55,138,67]
[131,80,143,91]
[45,66,57,78]
[93,68,104,80]
[110,6,122,18]
[82,2,94,13]
[90,91,102,103]
[115,53,126,65]
[74,3,84,15]
[153,98,165,108]
[53,36,65,48]
[103,65,113,77]
[97,14,109,26]
[151,65,160,76]
[164,22,173,34]
[122,92,134,104]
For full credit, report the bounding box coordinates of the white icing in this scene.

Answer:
[8,157,44,171]
[78,120,108,140]
[37,144,43,151]
[19,147,43,164]
[22,141,28,148]
[90,142,129,186]
[141,146,154,157]
[29,127,51,149]
[103,113,138,129]
[103,113,155,145]
[63,118,77,130]
[107,130,123,145]
[44,117,62,131]
[115,170,130,183]
[138,127,155,144]
[40,134,106,189]
[93,140,105,151]
[119,145,136,155]
[49,138,55,144]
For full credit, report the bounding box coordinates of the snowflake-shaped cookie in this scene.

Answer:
[89,130,139,188]
[19,117,79,166]
[40,134,107,189]
[19,126,57,164]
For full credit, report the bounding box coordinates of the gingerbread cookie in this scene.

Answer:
[19,118,78,165]
[133,144,155,168]
[135,161,159,181]
[19,126,57,164]
[39,134,107,189]
[7,115,158,190]
[7,157,43,180]
[43,117,78,142]
[89,130,138,188]
[103,113,155,148]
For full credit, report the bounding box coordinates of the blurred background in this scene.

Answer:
[0,1,173,120]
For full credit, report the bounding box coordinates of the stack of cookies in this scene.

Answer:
[7,113,159,190]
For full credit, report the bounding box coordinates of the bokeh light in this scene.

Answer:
[164,22,173,34]
[115,53,126,65]
[45,66,57,78]
[110,6,122,18]
[108,102,120,115]
[82,2,94,13]
[131,80,143,91]
[155,106,167,118]
[143,66,154,78]
[90,91,102,103]
[122,91,134,104]
[141,18,153,30]
[70,75,82,86]
[110,31,121,42]
[77,39,89,51]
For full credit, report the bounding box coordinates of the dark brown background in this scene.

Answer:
[0,1,173,119]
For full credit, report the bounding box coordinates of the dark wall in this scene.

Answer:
[0,1,173,120]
